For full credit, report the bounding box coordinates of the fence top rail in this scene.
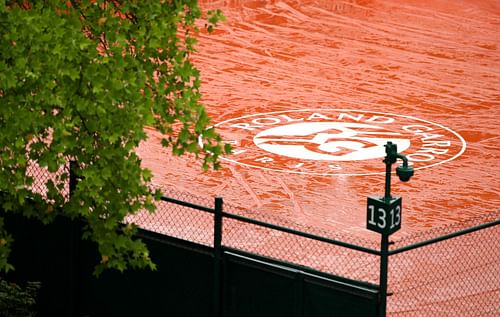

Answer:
[389,218,500,256]
[159,193,380,255]
[159,192,498,257]
[222,211,381,256]
[159,195,215,214]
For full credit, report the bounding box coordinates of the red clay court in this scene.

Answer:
[134,1,499,315]
[10,1,498,316]
[138,0,499,238]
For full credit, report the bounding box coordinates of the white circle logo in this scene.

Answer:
[215,109,466,176]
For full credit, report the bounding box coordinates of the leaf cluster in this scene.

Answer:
[0,278,40,317]
[0,0,228,274]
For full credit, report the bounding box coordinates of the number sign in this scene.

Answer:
[367,196,402,235]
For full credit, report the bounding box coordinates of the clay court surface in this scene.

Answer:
[136,1,500,315]
[137,0,500,241]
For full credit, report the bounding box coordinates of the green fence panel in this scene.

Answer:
[223,252,299,317]
[303,275,378,317]
[80,231,214,317]
[223,252,379,317]
[3,213,79,316]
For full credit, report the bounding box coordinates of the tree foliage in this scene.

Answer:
[0,278,40,316]
[0,0,228,274]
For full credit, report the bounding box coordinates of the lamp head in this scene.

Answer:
[396,165,414,182]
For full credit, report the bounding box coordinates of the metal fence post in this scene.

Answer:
[68,159,78,316]
[69,160,78,197]
[213,197,223,317]
[379,234,389,317]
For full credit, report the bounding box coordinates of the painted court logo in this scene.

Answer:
[215,109,466,176]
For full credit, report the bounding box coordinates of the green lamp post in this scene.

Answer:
[367,141,414,235]
[367,141,414,317]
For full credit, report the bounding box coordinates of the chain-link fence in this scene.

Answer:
[26,160,71,200]
[387,211,500,317]
[21,163,500,316]
[221,211,381,285]
[131,189,216,247]
[136,188,499,316]
[128,188,382,285]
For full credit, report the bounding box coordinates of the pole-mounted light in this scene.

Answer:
[368,141,414,235]
[366,141,414,317]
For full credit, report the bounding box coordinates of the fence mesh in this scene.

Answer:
[128,189,381,284]
[26,161,70,200]
[141,190,499,315]
[222,215,380,284]
[129,188,215,247]
[387,212,500,317]
[222,199,381,284]
[223,199,381,250]
[21,164,500,315]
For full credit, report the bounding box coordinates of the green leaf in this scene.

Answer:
[0,0,226,274]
